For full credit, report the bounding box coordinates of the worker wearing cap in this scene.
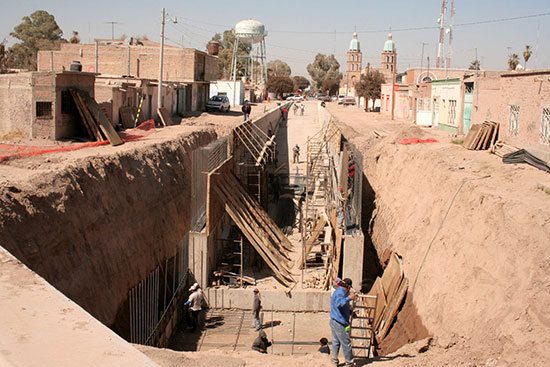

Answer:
[330,278,356,367]
[252,288,263,330]
[184,283,203,331]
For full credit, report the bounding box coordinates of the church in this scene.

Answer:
[339,32,397,98]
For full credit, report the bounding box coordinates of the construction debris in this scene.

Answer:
[503,149,550,173]
[158,107,171,127]
[70,88,123,146]
[490,140,520,158]
[463,121,499,150]
[372,129,388,138]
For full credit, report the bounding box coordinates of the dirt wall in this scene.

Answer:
[0,129,216,330]
[358,128,550,364]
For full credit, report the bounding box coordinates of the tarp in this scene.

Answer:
[399,137,439,145]
[503,149,550,173]
[0,120,155,163]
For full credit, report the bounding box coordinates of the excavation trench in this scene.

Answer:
[0,106,430,358]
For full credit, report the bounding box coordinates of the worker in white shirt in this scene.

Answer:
[184,282,203,331]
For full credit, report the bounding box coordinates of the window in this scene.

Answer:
[36,101,52,118]
[448,100,457,126]
[541,107,550,145]
[509,105,520,136]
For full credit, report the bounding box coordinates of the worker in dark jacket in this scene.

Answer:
[242,101,252,121]
[330,278,356,367]
[251,329,272,353]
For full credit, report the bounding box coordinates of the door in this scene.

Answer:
[177,88,185,115]
[463,82,474,134]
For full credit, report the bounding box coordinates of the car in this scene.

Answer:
[206,95,230,112]
[337,95,346,104]
[286,95,303,101]
[342,97,356,106]
[319,95,331,102]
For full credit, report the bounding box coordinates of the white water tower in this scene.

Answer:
[230,19,267,87]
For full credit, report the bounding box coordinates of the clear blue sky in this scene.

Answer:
[1,0,549,76]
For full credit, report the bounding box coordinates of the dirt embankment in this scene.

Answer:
[348,122,550,365]
[0,127,216,331]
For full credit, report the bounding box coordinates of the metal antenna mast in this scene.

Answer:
[447,0,455,68]
[436,0,447,68]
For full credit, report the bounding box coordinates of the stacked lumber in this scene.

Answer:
[158,107,171,127]
[213,172,294,287]
[462,121,499,151]
[366,253,408,342]
[69,88,123,146]
[298,216,326,269]
[490,140,520,158]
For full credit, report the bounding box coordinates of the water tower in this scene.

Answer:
[230,19,267,87]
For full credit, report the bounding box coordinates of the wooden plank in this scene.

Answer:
[367,277,387,332]
[462,124,481,149]
[469,126,485,150]
[69,89,94,140]
[70,88,104,141]
[298,216,327,269]
[489,122,500,148]
[79,91,123,146]
[381,253,403,302]
[120,107,136,129]
[480,124,493,150]
[158,107,171,127]
[377,278,408,340]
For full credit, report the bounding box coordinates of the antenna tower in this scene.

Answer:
[436,0,447,68]
[447,0,455,68]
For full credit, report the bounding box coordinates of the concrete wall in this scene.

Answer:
[0,72,33,136]
[432,79,461,133]
[464,72,504,128]
[380,84,409,120]
[205,287,331,312]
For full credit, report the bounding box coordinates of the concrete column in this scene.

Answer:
[342,233,364,290]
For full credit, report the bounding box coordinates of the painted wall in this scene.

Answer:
[210,80,244,106]
[431,79,461,133]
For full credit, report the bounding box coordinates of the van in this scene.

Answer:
[337,95,345,104]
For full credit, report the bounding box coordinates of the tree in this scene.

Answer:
[468,59,481,70]
[508,53,519,71]
[9,10,64,70]
[523,45,532,70]
[69,30,80,44]
[355,70,385,111]
[293,76,310,91]
[321,79,340,96]
[0,40,13,73]
[307,53,342,89]
[266,76,294,99]
[208,30,251,79]
[267,59,291,78]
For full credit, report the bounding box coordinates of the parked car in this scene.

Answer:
[342,97,356,106]
[337,95,346,104]
[319,95,331,102]
[206,95,230,112]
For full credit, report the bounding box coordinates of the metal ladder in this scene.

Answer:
[349,294,377,358]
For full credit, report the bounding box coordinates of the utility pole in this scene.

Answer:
[103,21,120,40]
[158,8,166,111]
[420,42,428,79]
[391,58,396,120]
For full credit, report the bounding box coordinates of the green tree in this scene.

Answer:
[355,70,385,111]
[0,40,13,73]
[321,79,340,96]
[508,53,519,71]
[267,59,291,78]
[307,53,342,89]
[266,76,294,99]
[9,10,64,70]
[293,76,310,90]
[468,59,481,70]
[208,30,251,79]
[69,30,80,44]
[523,45,532,70]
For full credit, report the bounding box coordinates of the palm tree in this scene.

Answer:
[508,53,519,71]
[523,45,532,70]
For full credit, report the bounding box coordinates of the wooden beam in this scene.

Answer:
[79,91,123,146]
[298,216,326,269]
[377,278,408,340]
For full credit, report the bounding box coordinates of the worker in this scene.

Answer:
[184,283,203,331]
[242,101,252,121]
[330,278,356,367]
[319,337,330,354]
[293,144,300,163]
[300,103,305,116]
[251,329,272,353]
[252,288,263,330]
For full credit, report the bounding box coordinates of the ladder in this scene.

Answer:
[349,294,377,358]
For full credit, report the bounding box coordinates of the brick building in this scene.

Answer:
[0,71,95,139]
[37,39,218,114]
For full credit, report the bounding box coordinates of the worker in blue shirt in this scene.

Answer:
[330,278,356,367]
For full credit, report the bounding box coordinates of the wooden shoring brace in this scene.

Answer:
[235,126,261,161]
[213,184,294,286]
[222,174,293,257]
[241,122,265,151]
[225,172,293,253]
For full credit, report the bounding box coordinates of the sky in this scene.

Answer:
[1,0,549,77]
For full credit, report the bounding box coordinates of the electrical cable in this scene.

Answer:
[382,174,491,353]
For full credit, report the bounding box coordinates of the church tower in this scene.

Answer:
[344,32,362,96]
[381,33,397,79]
